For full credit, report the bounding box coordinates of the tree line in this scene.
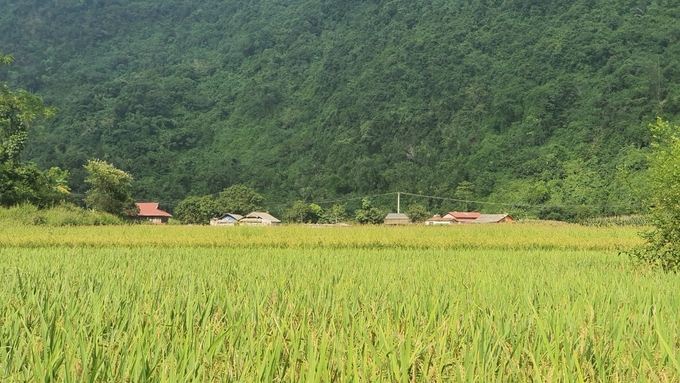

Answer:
[1,0,679,221]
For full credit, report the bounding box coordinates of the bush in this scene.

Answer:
[628,119,680,271]
[0,203,124,226]
[355,198,385,225]
[84,159,137,216]
[174,195,220,224]
[215,185,267,216]
[283,201,322,223]
[405,203,430,223]
[321,204,347,224]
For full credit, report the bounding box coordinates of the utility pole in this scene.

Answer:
[397,192,401,214]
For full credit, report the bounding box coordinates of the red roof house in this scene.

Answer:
[442,211,481,223]
[135,202,172,224]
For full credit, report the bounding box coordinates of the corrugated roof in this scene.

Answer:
[385,213,409,220]
[136,202,172,217]
[217,213,243,221]
[474,214,511,223]
[426,214,454,222]
[243,212,281,223]
[447,211,481,219]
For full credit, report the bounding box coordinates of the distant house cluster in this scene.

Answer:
[424,211,513,225]
[135,202,282,226]
[382,211,513,225]
[135,201,509,227]
[210,212,281,226]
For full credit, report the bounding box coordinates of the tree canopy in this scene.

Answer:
[1,1,678,218]
[0,52,65,207]
[630,119,680,271]
[84,159,136,216]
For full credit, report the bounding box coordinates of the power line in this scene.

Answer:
[274,191,643,211]
[396,192,644,210]
[269,192,397,207]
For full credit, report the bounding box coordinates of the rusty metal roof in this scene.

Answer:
[446,211,481,219]
[135,202,172,217]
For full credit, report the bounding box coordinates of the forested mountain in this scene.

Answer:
[1,0,678,219]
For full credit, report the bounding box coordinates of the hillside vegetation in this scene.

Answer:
[1,0,679,218]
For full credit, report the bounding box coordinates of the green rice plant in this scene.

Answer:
[580,215,648,227]
[0,223,644,251]
[0,224,674,381]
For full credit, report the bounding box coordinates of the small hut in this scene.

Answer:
[425,214,454,225]
[474,214,514,223]
[384,213,410,225]
[240,212,281,226]
[442,211,481,223]
[210,213,243,226]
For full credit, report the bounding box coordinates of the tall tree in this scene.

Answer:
[355,198,385,225]
[0,52,64,207]
[174,195,220,225]
[630,119,680,271]
[215,184,267,215]
[84,159,137,216]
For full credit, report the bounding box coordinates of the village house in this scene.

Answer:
[474,214,514,223]
[384,213,410,225]
[210,213,243,226]
[239,212,281,226]
[135,202,172,224]
[424,214,454,225]
[442,211,481,223]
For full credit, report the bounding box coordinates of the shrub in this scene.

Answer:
[0,203,124,226]
[283,201,322,223]
[84,159,137,216]
[355,198,385,225]
[174,195,220,225]
[628,119,680,271]
[405,203,430,223]
[215,185,267,216]
[321,204,347,224]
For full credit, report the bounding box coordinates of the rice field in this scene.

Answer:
[1,223,679,382]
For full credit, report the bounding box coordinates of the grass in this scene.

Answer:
[0,203,123,226]
[1,223,678,381]
[0,222,641,251]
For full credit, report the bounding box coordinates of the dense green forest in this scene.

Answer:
[1,0,678,219]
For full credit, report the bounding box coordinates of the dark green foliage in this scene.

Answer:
[0,57,54,165]
[215,184,267,216]
[321,204,347,224]
[454,181,476,211]
[1,2,679,215]
[173,195,219,225]
[84,159,137,216]
[0,52,67,207]
[405,203,430,223]
[0,162,68,207]
[283,201,322,224]
[629,119,680,271]
[174,184,266,224]
[355,198,385,225]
